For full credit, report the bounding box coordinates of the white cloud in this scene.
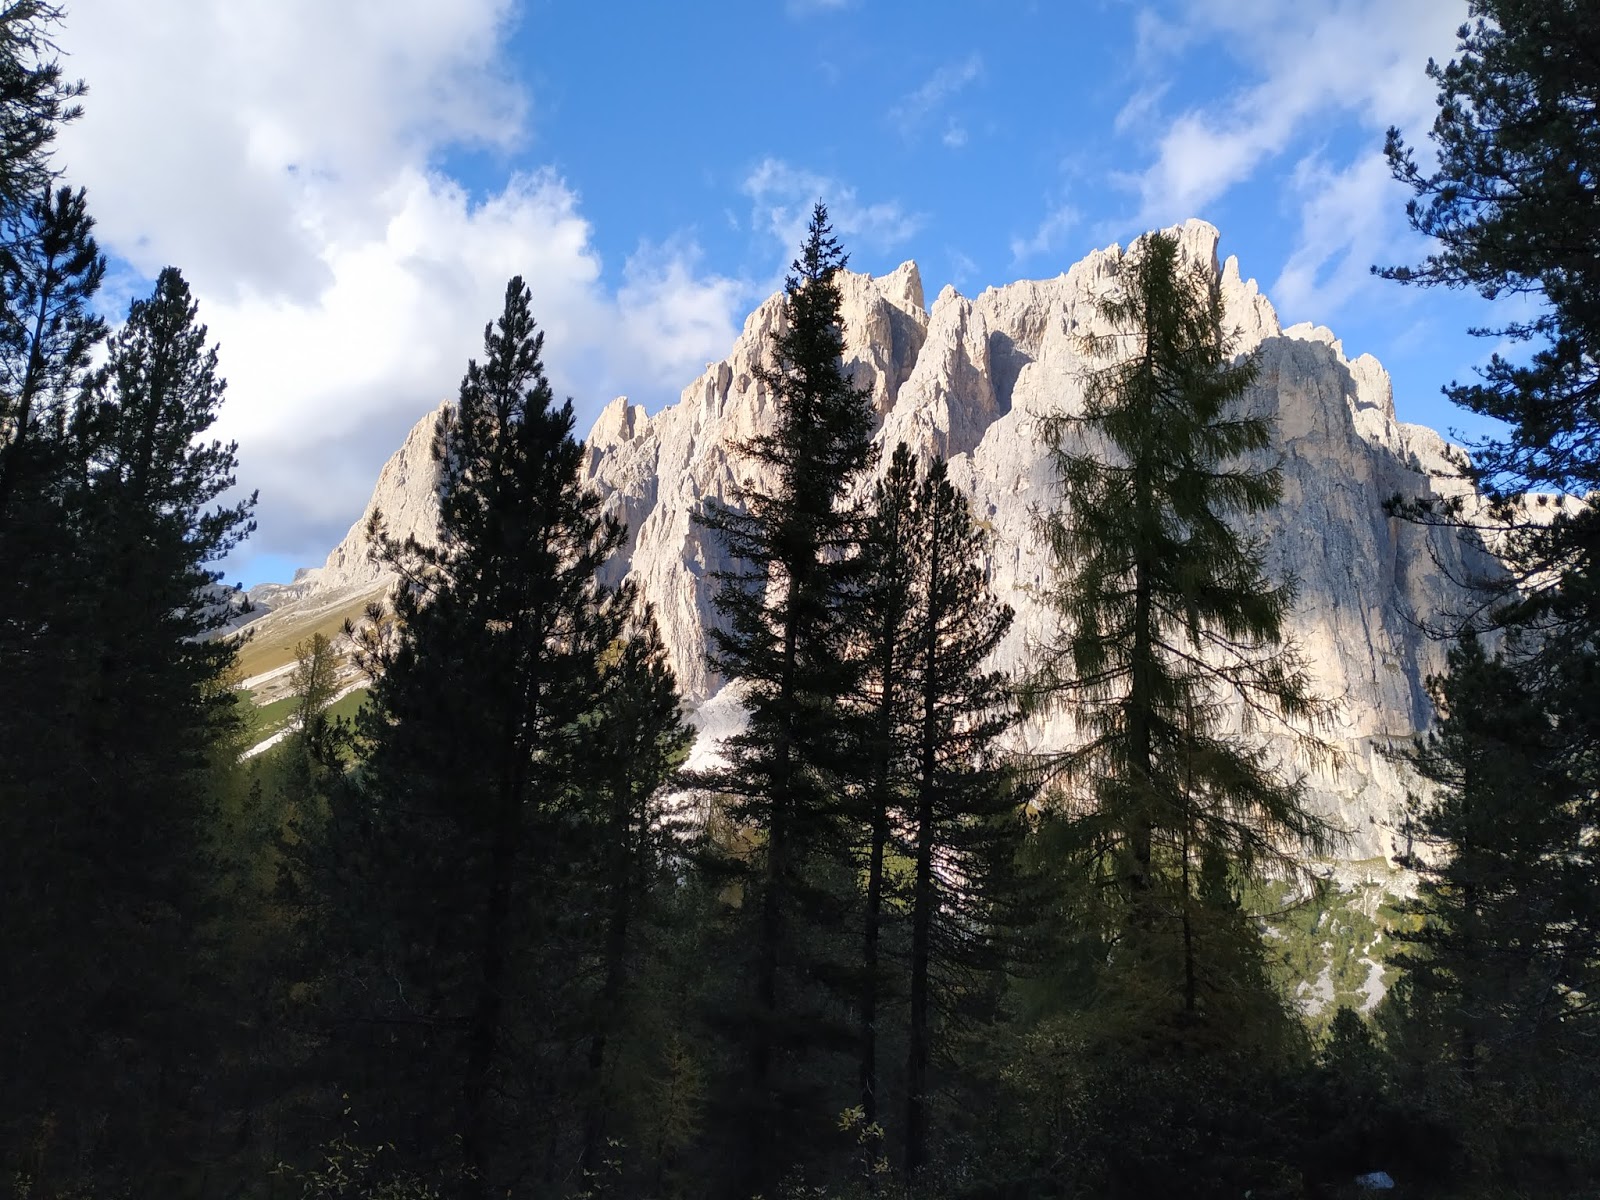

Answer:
[1271,153,1403,321]
[1132,7,1190,65]
[1113,83,1169,137]
[888,54,983,141]
[1078,0,1472,343]
[614,239,750,388]
[1010,204,1081,267]
[945,248,980,290]
[742,157,923,263]
[1124,0,1464,227]
[54,0,745,578]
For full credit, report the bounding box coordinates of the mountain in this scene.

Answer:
[241,220,1496,858]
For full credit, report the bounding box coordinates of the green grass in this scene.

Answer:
[325,687,369,726]
[239,685,370,749]
[241,693,299,741]
[1253,868,1407,1031]
[232,586,385,681]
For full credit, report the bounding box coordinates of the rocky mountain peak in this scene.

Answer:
[271,221,1496,857]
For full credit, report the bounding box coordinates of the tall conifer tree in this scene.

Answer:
[693,202,877,1191]
[853,443,920,1131]
[1383,10,1600,1103]
[572,594,694,1174]
[1394,634,1591,1078]
[895,455,1019,1178]
[0,265,255,1195]
[1028,230,1332,1028]
[326,277,622,1196]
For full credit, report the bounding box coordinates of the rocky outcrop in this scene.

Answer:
[269,221,1496,858]
[582,220,1493,856]
[295,398,452,595]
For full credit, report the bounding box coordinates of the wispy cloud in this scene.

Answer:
[1122,0,1462,228]
[1094,0,1469,339]
[1010,203,1081,267]
[1271,153,1402,319]
[1113,83,1168,137]
[946,248,980,290]
[742,157,924,261]
[887,53,983,142]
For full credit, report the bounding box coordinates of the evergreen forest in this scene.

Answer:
[1,2,1598,1197]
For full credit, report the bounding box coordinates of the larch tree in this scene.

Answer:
[1027,230,1333,1031]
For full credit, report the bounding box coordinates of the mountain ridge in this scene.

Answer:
[238,220,1497,857]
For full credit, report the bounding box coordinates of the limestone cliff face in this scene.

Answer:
[287,221,1494,857]
[297,398,452,595]
[581,220,1491,856]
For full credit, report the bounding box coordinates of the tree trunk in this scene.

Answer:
[581,782,635,1173]
[905,507,944,1179]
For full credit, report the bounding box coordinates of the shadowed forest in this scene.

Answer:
[1,3,1599,1197]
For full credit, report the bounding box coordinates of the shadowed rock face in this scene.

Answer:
[288,221,1497,858]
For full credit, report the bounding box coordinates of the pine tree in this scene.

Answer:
[895,455,1020,1178]
[0,3,82,213]
[572,593,693,1174]
[1394,634,1589,1079]
[692,201,877,1190]
[0,184,103,525]
[853,442,920,1131]
[1027,230,1332,1030]
[325,277,622,1195]
[1381,0,1600,515]
[1382,6,1600,1142]
[0,265,256,1194]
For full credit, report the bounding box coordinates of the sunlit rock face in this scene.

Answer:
[303,222,1496,858]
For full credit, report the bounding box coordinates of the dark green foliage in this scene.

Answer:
[1027,229,1333,1030]
[889,454,1020,1178]
[1376,11,1600,1193]
[691,202,877,1191]
[0,2,81,213]
[0,183,102,542]
[1394,635,1590,1076]
[307,278,700,1199]
[1381,0,1600,508]
[321,277,623,1193]
[1381,2,1600,665]
[571,596,695,1173]
[852,443,919,1133]
[1366,636,1600,1194]
[844,443,1026,1180]
[0,264,256,1195]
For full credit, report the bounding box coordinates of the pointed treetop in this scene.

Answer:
[792,200,847,288]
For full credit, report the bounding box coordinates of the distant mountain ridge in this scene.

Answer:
[243,220,1497,858]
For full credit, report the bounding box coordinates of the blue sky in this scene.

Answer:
[53,0,1499,586]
